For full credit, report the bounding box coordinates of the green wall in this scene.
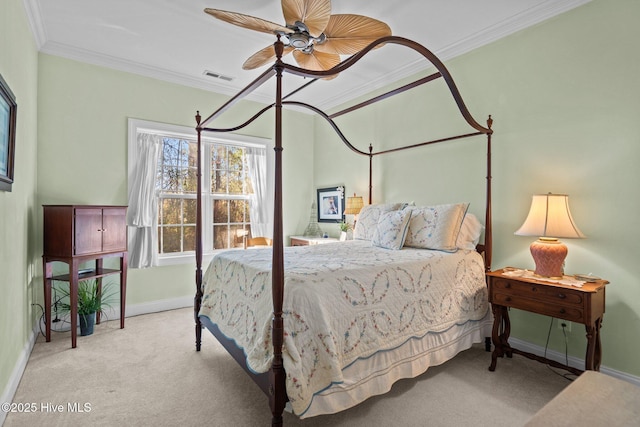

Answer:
[2,0,639,409]
[0,0,40,409]
[36,54,315,306]
[315,0,640,376]
[2,3,315,405]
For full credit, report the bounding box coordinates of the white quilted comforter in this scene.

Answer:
[199,239,488,415]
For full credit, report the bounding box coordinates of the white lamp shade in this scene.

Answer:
[515,193,585,239]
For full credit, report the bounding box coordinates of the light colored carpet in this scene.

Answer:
[4,308,571,427]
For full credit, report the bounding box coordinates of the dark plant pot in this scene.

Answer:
[79,312,96,336]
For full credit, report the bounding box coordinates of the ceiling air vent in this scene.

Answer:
[203,70,234,82]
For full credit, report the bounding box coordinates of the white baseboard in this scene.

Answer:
[105,295,194,319]
[509,337,640,387]
[2,295,194,424]
[0,327,37,426]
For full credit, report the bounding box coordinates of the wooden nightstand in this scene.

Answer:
[486,268,608,375]
[290,236,339,246]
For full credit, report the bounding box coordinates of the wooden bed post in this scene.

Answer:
[195,112,203,351]
[368,144,373,204]
[269,37,287,427]
[192,35,496,423]
[485,115,493,272]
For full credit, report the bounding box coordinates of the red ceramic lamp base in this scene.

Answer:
[530,238,567,278]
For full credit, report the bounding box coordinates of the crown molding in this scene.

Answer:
[314,0,592,110]
[38,40,276,105]
[22,0,46,49]
[24,0,591,112]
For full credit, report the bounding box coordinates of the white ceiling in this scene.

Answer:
[24,0,589,110]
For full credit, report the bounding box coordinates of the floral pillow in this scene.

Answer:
[372,208,413,250]
[353,203,405,241]
[403,203,469,252]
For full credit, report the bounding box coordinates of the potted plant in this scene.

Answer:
[338,221,352,241]
[57,279,116,336]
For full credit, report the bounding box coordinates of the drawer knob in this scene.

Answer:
[559,308,566,314]
[505,297,512,302]
[558,293,566,299]
[505,283,511,289]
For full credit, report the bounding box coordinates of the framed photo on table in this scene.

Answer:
[317,186,345,223]
[0,73,17,192]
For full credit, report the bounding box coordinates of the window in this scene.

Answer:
[128,119,271,266]
[156,138,253,254]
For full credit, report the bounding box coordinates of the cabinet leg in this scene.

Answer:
[120,254,127,329]
[70,260,79,348]
[95,259,103,325]
[43,261,52,342]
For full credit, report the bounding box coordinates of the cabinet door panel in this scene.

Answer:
[75,209,103,255]
[102,208,127,252]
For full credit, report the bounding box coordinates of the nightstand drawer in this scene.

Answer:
[492,292,585,322]
[491,278,584,306]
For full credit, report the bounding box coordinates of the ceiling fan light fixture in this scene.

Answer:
[288,33,309,49]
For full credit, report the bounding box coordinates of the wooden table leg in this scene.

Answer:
[585,322,597,370]
[489,304,507,371]
[95,259,103,325]
[120,254,126,329]
[594,318,602,370]
[586,317,603,371]
[43,260,52,342]
[70,259,79,348]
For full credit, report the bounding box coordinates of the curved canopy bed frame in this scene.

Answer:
[193,36,493,426]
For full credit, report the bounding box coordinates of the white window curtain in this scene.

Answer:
[246,146,272,238]
[127,133,161,268]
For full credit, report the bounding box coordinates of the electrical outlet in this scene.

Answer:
[558,320,572,333]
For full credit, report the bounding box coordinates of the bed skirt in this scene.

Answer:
[200,310,492,419]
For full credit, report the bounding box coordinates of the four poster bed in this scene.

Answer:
[193,36,494,425]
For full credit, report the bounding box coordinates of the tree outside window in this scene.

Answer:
[157,138,253,254]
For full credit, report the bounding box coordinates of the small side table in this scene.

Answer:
[486,268,608,375]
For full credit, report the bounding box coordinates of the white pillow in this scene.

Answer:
[372,209,412,250]
[403,203,469,252]
[456,213,484,250]
[353,203,405,241]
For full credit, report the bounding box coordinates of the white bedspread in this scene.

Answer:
[199,240,488,416]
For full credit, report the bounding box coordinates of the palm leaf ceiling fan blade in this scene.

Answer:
[314,14,392,55]
[243,45,295,70]
[204,8,291,35]
[292,49,340,71]
[204,2,392,72]
[282,0,331,38]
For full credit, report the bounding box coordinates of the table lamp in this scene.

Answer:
[514,193,585,278]
[345,193,364,226]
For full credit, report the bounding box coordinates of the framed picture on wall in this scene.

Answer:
[0,73,17,192]
[317,185,345,223]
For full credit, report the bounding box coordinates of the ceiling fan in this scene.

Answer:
[204,0,392,72]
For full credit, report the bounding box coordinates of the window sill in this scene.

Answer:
[156,248,246,267]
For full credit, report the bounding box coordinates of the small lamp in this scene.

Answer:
[515,193,585,278]
[345,193,364,226]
